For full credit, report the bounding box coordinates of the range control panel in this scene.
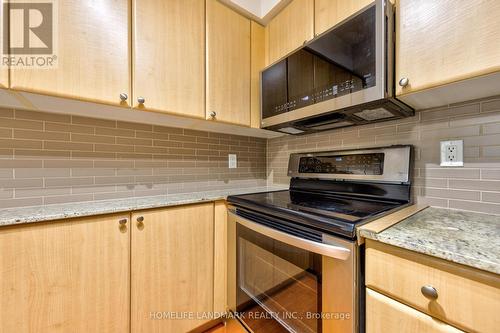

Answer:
[298,153,385,175]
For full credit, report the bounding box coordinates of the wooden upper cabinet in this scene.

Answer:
[0,0,7,88]
[133,0,205,117]
[206,0,251,126]
[267,0,314,65]
[251,21,265,129]
[396,0,500,96]
[9,0,130,106]
[0,214,130,333]
[315,0,374,35]
[131,203,215,332]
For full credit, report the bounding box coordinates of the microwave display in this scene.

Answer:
[262,5,376,119]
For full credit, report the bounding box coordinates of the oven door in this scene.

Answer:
[227,209,359,333]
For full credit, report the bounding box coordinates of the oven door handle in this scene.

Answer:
[236,214,351,260]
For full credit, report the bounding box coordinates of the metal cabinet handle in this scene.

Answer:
[137,97,145,104]
[119,93,128,101]
[209,111,217,118]
[136,216,145,229]
[421,285,438,300]
[118,218,128,232]
[399,77,409,87]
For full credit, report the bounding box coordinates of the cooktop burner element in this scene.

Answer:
[234,190,400,220]
[229,189,404,238]
[228,145,413,240]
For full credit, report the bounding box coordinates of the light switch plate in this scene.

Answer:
[440,140,464,167]
[228,154,237,169]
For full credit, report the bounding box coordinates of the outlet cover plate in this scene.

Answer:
[440,140,464,167]
[228,154,237,169]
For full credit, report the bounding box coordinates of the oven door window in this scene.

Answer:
[236,223,322,333]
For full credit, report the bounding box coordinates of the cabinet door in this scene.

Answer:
[315,0,374,35]
[366,239,500,333]
[10,0,130,106]
[366,289,463,333]
[396,0,500,96]
[133,0,205,117]
[214,201,228,313]
[206,0,251,126]
[0,214,130,333]
[131,203,214,332]
[0,0,7,88]
[250,21,265,129]
[267,0,314,65]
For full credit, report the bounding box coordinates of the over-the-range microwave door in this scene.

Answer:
[260,0,412,134]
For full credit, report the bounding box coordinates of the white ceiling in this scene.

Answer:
[219,0,292,25]
[231,0,282,17]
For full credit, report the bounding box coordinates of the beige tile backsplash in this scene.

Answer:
[0,108,267,208]
[267,96,500,215]
[1,96,500,215]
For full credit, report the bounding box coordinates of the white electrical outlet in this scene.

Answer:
[440,140,464,167]
[228,154,237,169]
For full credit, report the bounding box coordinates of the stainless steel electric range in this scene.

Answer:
[226,145,413,333]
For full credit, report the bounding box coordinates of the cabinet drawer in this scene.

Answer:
[366,288,463,333]
[365,240,500,333]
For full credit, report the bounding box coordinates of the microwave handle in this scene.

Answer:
[234,213,351,261]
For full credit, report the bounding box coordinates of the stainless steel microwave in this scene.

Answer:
[260,0,414,134]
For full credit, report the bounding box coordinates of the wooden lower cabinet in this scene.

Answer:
[366,289,463,333]
[131,203,215,332]
[214,201,229,313]
[365,239,500,333]
[0,202,224,333]
[0,214,131,333]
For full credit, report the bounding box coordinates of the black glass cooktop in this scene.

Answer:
[228,190,403,239]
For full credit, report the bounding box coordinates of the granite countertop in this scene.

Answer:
[0,185,288,227]
[360,207,500,275]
